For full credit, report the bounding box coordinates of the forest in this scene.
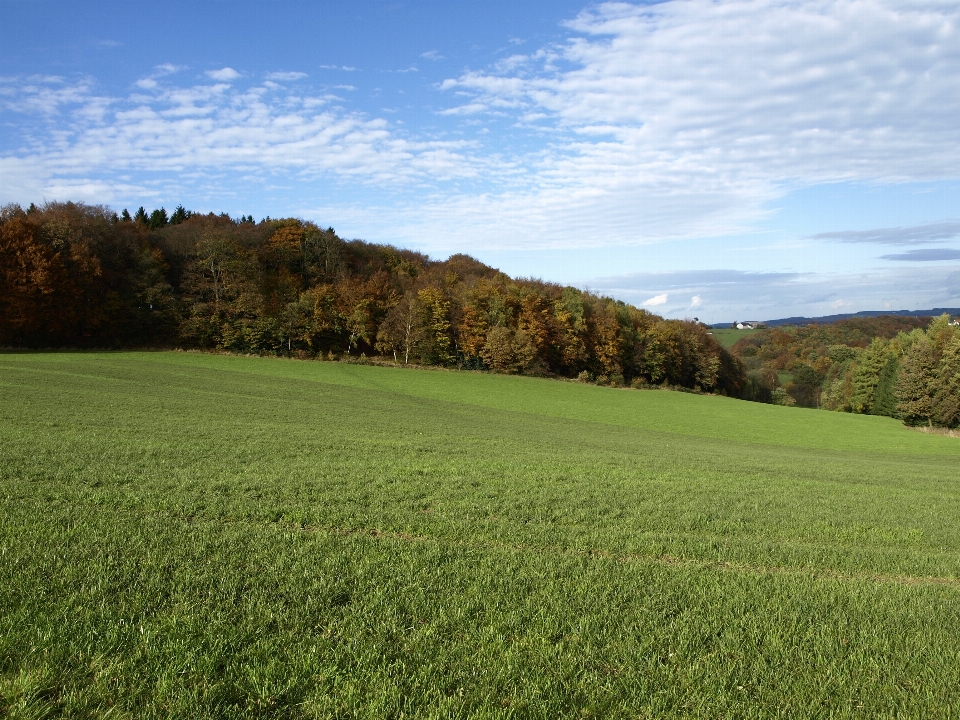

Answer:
[730,315,960,428]
[0,201,742,394]
[2,201,956,428]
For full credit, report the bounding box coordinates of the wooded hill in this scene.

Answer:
[1,202,743,395]
[4,201,955,427]
[731,315,960,428]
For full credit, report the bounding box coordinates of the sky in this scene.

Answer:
[1,0,959,324]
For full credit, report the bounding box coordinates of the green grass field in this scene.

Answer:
[2,351,960,718]
[706,327,761,348]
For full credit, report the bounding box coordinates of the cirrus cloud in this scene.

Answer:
[433,0,960,248]
[0,73,485,206]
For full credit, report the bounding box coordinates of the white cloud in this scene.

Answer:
[0,74,485,206]
[155,64,185,76]
[431,0,960,247]
[420,50,444,61]
[266,71,308,81]
[643,293,668,306]
[586,266,960,322]
[135,78,158,90]
[0,75,97,114]
[4,0,960,263]
[690,295,702,308]
[205,67,241,81]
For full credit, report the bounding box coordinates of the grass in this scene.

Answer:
[1,351,959,718]
[706,327,761,348]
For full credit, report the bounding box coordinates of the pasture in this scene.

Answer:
[1,351,959,717]
[706,327,762,348]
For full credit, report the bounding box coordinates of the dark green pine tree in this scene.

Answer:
[120,208,132,222]
[872,354,900,417]
[148,207,169,230]
[133,207,148,225]
[170,205,189,225]
[851,338,888,414]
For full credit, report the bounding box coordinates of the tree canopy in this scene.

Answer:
[0,202,743,396]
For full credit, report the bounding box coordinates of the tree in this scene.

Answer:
[896,335,937,426]
[873,355,900,417]
[376,292,422,364]
[416,287,452,365]
[480,326,535,373]
[851,338,889,414]
[0,210,62,345]
[931,336,960,428]
[170,205,189,225]
[786,364,824,408]
[148,208,169,230]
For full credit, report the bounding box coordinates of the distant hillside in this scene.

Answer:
[763,308,960,327]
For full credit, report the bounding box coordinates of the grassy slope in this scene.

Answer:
[706,327,761,348]
[1,352,959,718]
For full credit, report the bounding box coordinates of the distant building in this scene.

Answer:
[733,321,767,330]
[950,317,960,326]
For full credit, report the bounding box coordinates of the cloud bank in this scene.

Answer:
[0,74,481,206]
[879,248,960,262]
[810,221,960,246]
[587,265,960,320]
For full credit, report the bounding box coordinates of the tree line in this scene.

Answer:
[731,316,960,428]
[1,202,744,395]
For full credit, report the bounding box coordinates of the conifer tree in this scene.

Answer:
[932,336,960,428]
[170,205,188,225]
[851,338,891,414]
[896,335,937,426]
[873,355,900,417]
[148,208,168,230]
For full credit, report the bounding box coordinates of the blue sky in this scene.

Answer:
[2,0,959,323]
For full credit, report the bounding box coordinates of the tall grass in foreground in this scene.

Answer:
[1,352,959,718]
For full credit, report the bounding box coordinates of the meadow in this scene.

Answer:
[2,351,959,718]
[707,327,762,348]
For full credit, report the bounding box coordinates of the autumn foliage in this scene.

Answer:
[729,314,960,428]
[0,202,743,395]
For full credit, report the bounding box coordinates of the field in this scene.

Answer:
[707,327,762,348]
[2,351,960,718]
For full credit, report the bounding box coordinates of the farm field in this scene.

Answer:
[2,351,960,718]
[708,327,763,348]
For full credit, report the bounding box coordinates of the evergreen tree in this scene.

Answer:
[931,336,960,428]
[170,205,189,225]
[896,335,937,426]
[148,207,169,230]
[873,354,900,417]
[120,209,132,222]
[851,338,888,414]
[133,207,148,225]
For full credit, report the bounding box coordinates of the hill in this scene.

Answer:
[2,351,959,716]
[0,201,742,395]
[763,308,960,327]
